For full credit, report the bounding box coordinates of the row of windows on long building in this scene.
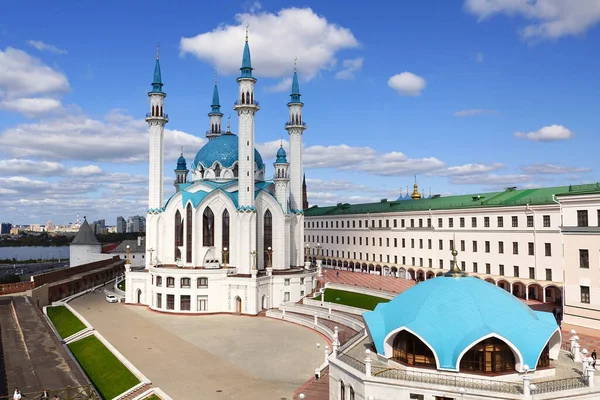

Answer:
[173,205,272,265]
[306,209,600,230]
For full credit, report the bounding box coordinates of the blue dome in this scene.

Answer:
[193,134,264,170]
[275,146,287,163]
[363,276,559,371]
[176,154,187,170]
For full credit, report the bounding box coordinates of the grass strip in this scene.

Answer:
[322,288,389,310]
[47,305,87,338]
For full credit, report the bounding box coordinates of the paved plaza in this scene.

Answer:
[70,293,324,399]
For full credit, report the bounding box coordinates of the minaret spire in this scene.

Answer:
[207,72,223,141]
[286,61,306,268]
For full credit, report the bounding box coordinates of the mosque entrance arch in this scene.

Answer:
[261,295,268,310]
[234,296,242,314]
[136,289,142,304]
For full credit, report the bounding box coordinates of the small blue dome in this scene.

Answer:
[363,276,559,371]
[193,134,264,170]
[275,146,287,163]
[176,154,187,170]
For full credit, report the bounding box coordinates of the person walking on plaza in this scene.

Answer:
[13,387,21,400]
[40,389,50,399]
[592,349,597,368]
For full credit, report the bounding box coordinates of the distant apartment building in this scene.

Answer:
[127,215,146,233]
[0,222,12,235]
[117,216,127,233]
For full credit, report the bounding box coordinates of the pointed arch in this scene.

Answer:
[263,209,272,268]
[250,92,254,104]
[152,105,155,117]
[186,204,193,263]
[203,207,215,247]
[241,92,245,104]
[214,163,221,178]
[222,209,230,263]
[160,105,163,116]
[232,163,238,177]
[175,210,183,260]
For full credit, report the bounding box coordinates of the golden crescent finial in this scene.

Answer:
[214,71,218,85]
[156,42,160,60]
[245,24,249,42]
[294,57,297,72]
[180,145,183,156]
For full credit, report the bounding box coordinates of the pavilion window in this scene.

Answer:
[203,207,214,247]
[392,330,436,368]
[186,204,192,263]
[175,210,183,260]
[222,209,230,263]
[264,210,273,268]
[537,344,550,368]
[459,337,516,374]
[214,163,221,178]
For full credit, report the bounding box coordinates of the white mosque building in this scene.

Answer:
[125,34,316,314]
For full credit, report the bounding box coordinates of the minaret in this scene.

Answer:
[206,73,223,141]
[302,173,308,210]
[174,147,188,192]
[286,59,306,268]
[273,144,290,209]
[233,27,259,276]
[233,26,259,207]
[146,44,168,211]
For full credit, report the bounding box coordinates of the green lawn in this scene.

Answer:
[47,305,87,338]
[316,288,390,311]
[144,395,161,400]
[68,335,140,400]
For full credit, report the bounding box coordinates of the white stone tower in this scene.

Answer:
[273,144,290,210]
[174,149,188,192]
[233,29,259,274]
[286,62,306,268]
[146,45,168,211]
[206,74,223,141]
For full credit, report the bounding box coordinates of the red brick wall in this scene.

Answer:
[33,257,121,286]
[0,281,35,295]
[47,261,124,302]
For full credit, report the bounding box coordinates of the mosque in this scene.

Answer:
[124,32,317,314]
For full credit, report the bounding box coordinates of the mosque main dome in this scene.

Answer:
[363,276,560,372]
[193,133,264,170]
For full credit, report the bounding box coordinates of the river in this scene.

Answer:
[0,246,69,261]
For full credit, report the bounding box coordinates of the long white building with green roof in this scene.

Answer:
[304,181,600,330]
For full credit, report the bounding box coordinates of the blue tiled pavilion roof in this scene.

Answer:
[363,276,559,371]
[193,133,264,170]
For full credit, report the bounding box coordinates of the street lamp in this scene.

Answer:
[529,383,537,400]
[316,243,322,259]
[305,244,310,262]
[457,387,466,400]
[298,394,305,400]
[250,250,257,270]
[222,247,228,268]
[266,246,273,268]
[125,245,131,264]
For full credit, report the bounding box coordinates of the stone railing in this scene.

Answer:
[338,330,367,352]
[324,282,397,300]
[337,353,366,374]
[281,303,365,331]
[534,376,586,394]
[370,367,522,395]
[302,298,365,316]
[265,309,335,341]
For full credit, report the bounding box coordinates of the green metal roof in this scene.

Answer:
[304,183,600,217]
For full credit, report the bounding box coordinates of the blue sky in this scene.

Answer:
[1,0,599,225]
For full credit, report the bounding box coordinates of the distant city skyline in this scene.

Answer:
[1,1,599,224]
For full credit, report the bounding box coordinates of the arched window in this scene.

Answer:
[241,92,245,104]
[186,204,192,263]
[392,330,436,368]
[250,92,254,104]
[349,386,355,400]
[340,381,345,400]
[199,166,204,179]
[263,210,272,268]
[459,337,516,374]
[232,164,238,177]
[160,105,163,116]
[203,207,214,247]
[537,343,550,368]
[175,210,183,260]
[214,163,221,178]
[152,105,155,116]
[222,209,230,263]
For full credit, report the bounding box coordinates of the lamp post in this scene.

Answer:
[222,247,228,268]
[529,383,537,400]
[250,250,257,270]
[305,244,310,262]
[266,246,272,268]
[298,394,305,400]
[126,245,131,264]
[457,387,466,400]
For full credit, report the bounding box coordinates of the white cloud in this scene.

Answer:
[387,72,426,96]
[521,163,591,174]
[464,0,600,40]
[454,108,499,117]
[0,47,70,97]
[0,111,203,163]
[68,165,104,176]
[514,124,574,142]
[256,139,289,159]
[475,52,485,63]
[0,97,63,117]
[179,7,359,81]
[335,58,363,80]
[27,40,67,55]
[304,144,444,176]
[435,163,505,176]
[449,173,533,185]
[264,77,292,93]
[306,178,367,191]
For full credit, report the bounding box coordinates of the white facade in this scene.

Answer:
[126,38,314,315]
[69,243,104,267]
